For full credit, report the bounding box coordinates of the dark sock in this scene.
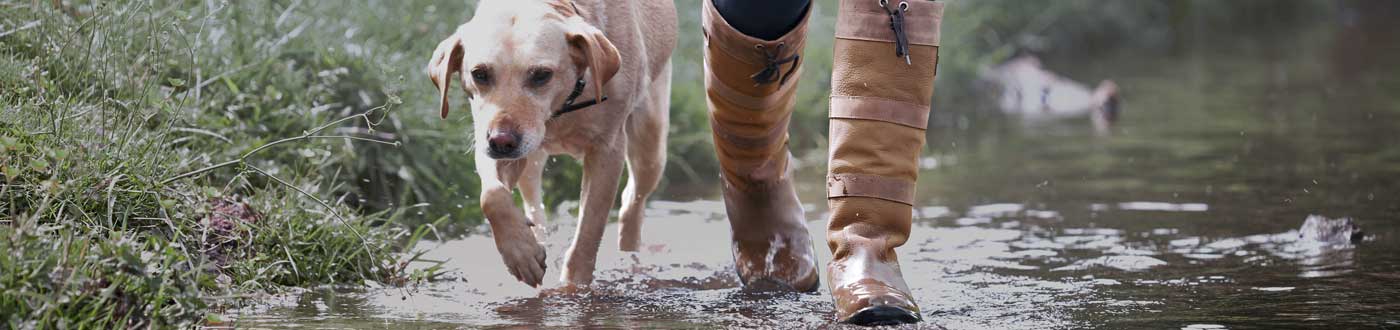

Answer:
[713,0,811,41]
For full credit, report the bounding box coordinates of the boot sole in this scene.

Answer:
[842,305,921,326]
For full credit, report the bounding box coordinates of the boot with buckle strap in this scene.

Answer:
[825,0,944,325]
[702,0,819,292]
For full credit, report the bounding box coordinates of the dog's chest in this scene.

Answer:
[540,113,615,157]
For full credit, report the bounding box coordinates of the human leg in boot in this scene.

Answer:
[703,0,819,292]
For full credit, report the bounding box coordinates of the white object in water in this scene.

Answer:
[981,55,1122,134]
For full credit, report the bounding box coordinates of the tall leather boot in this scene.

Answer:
[702,0,818,292]
[825,0,943,325]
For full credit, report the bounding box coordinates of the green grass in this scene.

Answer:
[1,0,447,327]
[0,0,1333,327]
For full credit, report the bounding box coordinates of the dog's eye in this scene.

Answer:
[527,69,553,88]
[470,67,491,85]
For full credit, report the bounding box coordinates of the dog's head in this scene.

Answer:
[428,1,620,160]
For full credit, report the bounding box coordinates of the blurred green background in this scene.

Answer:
[236,0,1332,232]
[22,0,1331,226]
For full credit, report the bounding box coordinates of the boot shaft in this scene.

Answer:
[827,0,943,215]
[701,0,813,190]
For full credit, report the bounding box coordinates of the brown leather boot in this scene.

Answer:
[826,0,943,325]
[702,0,818,292]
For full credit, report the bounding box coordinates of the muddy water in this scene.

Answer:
[235,14,1400,330]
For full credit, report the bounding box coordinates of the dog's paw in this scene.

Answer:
[494,233,548,287]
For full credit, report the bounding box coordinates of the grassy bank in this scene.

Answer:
[0,1,447,327]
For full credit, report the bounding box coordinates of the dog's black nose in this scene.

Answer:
[487,130,521,157]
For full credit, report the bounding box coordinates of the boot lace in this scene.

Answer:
[879,0,912,65]
[750,42,800,86]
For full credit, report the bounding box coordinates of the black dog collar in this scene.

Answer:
[553,77,608,118]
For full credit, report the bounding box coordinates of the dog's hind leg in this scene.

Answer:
[518,151,550,241]
[618,63,672,252]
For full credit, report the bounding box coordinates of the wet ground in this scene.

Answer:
[233,8,1400,330]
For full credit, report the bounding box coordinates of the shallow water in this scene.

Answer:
[233,197,1398,329]
[234,9,1400,330]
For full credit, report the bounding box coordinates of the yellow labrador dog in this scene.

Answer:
[427,0,676,288]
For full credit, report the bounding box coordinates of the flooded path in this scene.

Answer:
[233,196,1397,329]
[233,6,1400,330]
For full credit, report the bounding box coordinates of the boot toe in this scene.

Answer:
[734,254,820,293]
[828,259,921,326]
[733,236,820,292]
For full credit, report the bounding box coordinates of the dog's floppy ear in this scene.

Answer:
[428,33,465,119]
[564,17,621,101]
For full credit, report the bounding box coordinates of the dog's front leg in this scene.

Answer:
[476,152,548,287]
[559,145,626,287]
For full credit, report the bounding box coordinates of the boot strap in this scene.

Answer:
[829,96,930,130]
[827,173,915,205]
[704,65,802,111]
